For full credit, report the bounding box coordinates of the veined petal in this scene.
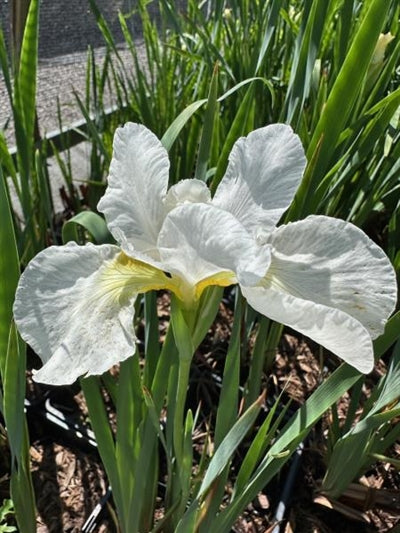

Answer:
[266,216,397,338]
[97,123,169,262]
[242,284,374,373]
[213,124,306,236]
[164,178,211,212]
[241,215,397,373]
[157,203,271,303]
[13,242,173,385]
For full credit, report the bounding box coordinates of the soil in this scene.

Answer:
[1,294,399,532]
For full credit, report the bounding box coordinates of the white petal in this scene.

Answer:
[13,243,137,385]
[266,216,397,338]
[241,215,398,373]
[242,284,374,373]
[213,124,306,236]
[158,203,271,298]
[164,178,211,212]
[97,123,169,262]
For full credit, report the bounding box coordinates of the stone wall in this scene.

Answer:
[0,0,187,59]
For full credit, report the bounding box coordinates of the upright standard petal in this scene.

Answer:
[164,178,211,212]
[242,215,397,373]
[97,123,169,262]
[158,203,271,303]
[13,242,140,385]
[213,124,306,236]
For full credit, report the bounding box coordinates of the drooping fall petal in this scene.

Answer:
[13,242,173,384]
[242,215,397,372]
[242,284,375,372]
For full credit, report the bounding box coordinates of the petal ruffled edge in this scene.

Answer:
[98,122,169,262]
[266,215,397,339]
[242,284,375,373]
[13,242,138,385]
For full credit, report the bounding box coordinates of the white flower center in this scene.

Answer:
[164,179,211,212]
[255,227,270,246]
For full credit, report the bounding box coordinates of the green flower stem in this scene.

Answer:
[167,296,197,527]
[126,323,181,532]
[173,356,192,473]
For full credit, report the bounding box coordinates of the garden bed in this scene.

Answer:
[2,295,398,532]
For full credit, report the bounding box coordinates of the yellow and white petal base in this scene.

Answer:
[13,239,242,384]
[158,203,271,301]
[103,249,236,307]
[13,242,173,385]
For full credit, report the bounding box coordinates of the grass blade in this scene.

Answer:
[194,63,219,183]
[0,167,36,531]
[300,0,390,214]
[0,168,19,376]
[16,0,39,146]
[161,99,207,152]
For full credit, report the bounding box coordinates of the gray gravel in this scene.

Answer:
[0,45,145,213]
[0,45,141,147]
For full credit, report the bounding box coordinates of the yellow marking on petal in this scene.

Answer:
[194,271,237,301]
[98,252,180,303]
[98,252,236,309]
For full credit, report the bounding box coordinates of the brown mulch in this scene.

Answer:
[31,443,111,533]
[1,294,400,532]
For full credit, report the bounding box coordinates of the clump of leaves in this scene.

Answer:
[0,500,17,533]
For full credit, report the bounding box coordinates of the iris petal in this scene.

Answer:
[266,215,397,338]
[213,124,306,236]
[13,242,172,385]
[98,123,169,263]
[158,203,271,303]
[242,284,375,373]
[242,215,397,373]
[164,178,211,212]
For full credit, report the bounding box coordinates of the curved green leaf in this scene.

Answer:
[161,99,208,152]
[0,168,19,375]
[62,211,114,245]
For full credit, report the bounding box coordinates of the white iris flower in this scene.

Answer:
[13,123,397,385]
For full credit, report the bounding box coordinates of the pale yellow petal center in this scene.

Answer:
[98,252,236,307]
